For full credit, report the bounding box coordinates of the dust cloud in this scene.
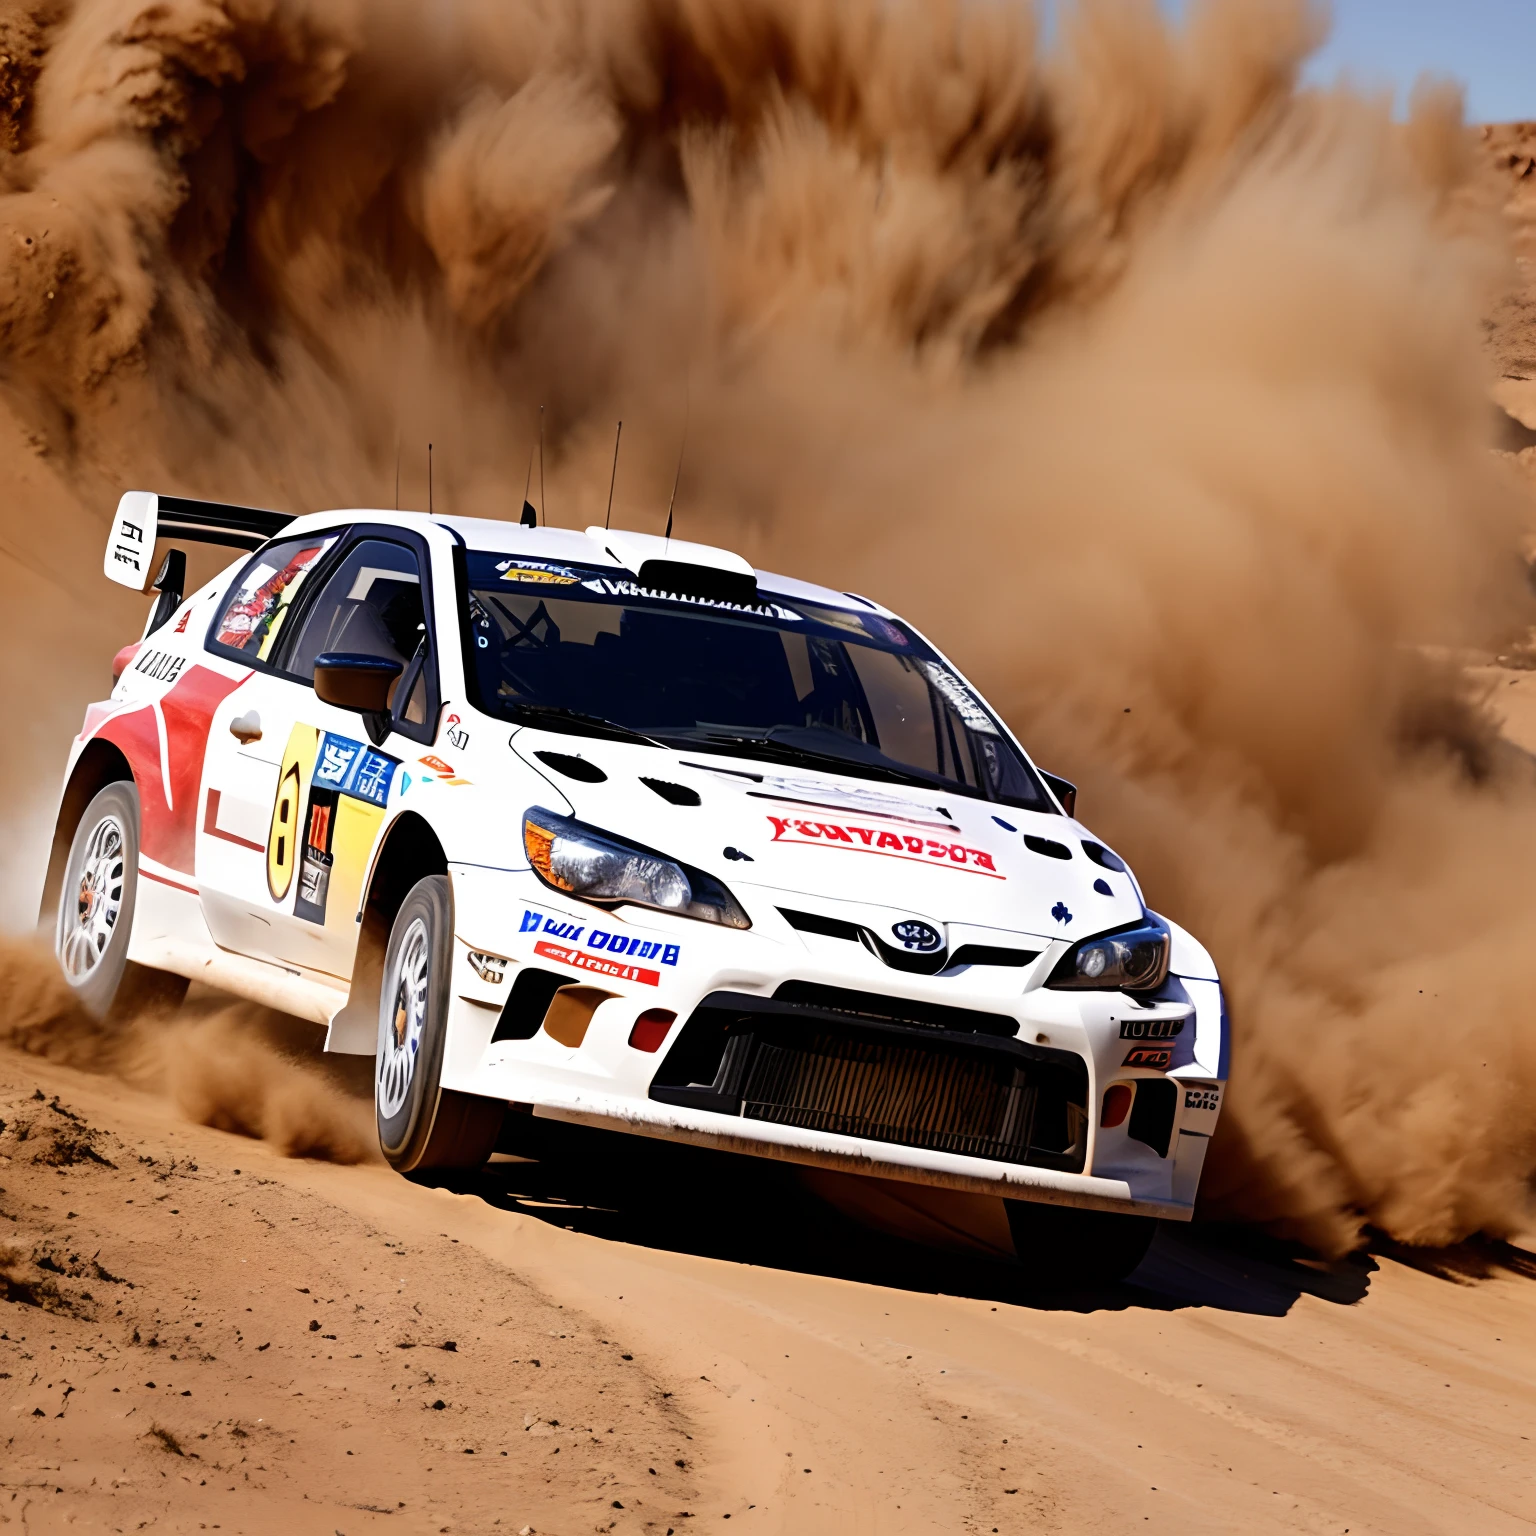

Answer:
[0,941,376,1161]
[0,0,1533,1251]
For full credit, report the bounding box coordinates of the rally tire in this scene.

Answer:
[375,875,502,1173]
[54,781,188,1021]
[1004,1200,1158,1290]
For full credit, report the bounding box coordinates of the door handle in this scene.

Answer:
[229,710,262,744]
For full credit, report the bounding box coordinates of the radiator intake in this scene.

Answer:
[650,990,1088,1173]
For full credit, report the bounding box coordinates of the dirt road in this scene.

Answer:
[4,1040,1534,1535]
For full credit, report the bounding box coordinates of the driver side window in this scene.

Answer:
[286,537,437,735]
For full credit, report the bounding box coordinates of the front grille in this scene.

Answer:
[650,989,1089,1172]
[777,911,1039,976]
[770,980,1017,1036]
[743,1030,1066,1164]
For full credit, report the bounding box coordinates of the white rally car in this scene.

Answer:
[43,492,1227,1282]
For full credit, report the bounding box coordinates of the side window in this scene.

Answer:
[283,536,439,743]
[212,535,337,662]
[286,539,427,683]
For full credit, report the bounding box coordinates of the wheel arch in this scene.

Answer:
[37,739,135,932]
[327,811,450,1055]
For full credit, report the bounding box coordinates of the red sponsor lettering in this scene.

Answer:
[534,939,660,986]
[764,816,1005,878]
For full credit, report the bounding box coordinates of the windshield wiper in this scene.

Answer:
[672,730,945,792]
[504,703,660,746]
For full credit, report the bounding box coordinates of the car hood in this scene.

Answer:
[510,731,1144,944]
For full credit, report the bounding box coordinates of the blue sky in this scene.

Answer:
[1155,1,1535,123]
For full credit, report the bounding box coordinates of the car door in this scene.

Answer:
[197,529,440,981]
[194,530,341,968]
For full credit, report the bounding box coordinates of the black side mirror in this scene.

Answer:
[1040,771,1077,818]
[314,652,403,716]
[145,548,186,637]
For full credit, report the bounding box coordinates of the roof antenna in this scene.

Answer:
[391,364,403,511]
[521,409,539,528]
[428,442,434,516]
[538,405,546,527]
[603,419,623,531]
[665,384,690,546]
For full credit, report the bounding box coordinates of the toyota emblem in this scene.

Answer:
[891,919,943,953]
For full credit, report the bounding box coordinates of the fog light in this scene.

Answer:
[628,1009,676,1053]
[467,949,508,984]
[1101,1083,1134,1128]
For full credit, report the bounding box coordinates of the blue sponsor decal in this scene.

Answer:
[518,908,679,965]
[313,732,397,806]
[588,928,680,967]
[519,908,583,942]
[1051,901,1072,924]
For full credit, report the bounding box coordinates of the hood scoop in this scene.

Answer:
[588,526,759,606]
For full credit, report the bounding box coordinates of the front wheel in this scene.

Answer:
[55,781,188,1021]
[375,874,503,1173]
[1005,1199,1158,1290]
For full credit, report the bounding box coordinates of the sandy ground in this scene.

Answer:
[4,1043,1536,1535]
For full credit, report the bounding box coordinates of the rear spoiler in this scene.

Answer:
[104,490,292,592]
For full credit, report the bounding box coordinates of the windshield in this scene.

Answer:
[461,553,1052,811]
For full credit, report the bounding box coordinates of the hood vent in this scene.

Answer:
[534,750,607,783]
[1024,834,1071,860]
[641,776,702,806]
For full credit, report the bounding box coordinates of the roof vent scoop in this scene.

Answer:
[586,526,758,606]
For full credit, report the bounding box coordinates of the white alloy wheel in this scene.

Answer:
[59,811,126,985]
[374,874,503,1174]
[377,915,430,1119]
[54,780,184,1020]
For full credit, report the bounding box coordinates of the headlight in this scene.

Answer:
[1046,914,1170,992]
[523,807,750,929]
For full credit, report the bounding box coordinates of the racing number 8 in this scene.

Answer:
[268,761,301,901]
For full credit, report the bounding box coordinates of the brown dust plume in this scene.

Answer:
[0,940,376,1160]
[0,0,1532,1251]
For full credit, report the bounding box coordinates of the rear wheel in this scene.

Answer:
[55,782,188,1020]
[375,874,503,1173]
[1005,1199,1157,1289]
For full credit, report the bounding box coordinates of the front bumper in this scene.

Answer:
[522,1092,1205,1219]
[442,867,1226,1220]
